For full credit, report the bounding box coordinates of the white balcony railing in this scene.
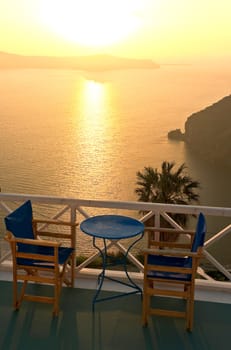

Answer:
[0,192,231,293]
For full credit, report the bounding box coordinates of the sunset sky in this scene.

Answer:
[1,0,231,63]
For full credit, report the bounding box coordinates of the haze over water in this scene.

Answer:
[0,64,230,201]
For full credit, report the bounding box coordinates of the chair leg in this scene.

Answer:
[53,279,61,316]
[186,287,194,331]
[14,279,28,310]
[142,296,148,326]
[13,267,29,310]
[13,277,18,309]
[71,254,75,287]
[142,280,151,326]
[68,253,75,287]
[12,264,18,309]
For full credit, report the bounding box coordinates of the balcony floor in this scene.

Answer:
[0,280,230,350]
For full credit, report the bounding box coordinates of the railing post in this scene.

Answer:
[154,212,160,241]
[70,204,77,285]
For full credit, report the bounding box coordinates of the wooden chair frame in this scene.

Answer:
[142,216,205,331]
[5,217,78,316]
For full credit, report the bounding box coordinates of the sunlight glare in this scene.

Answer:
[80,80,107,121]
[39,0,143,47]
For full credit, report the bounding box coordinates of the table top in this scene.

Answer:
[80,214,144,240]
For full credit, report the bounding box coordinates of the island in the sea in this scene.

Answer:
[168,94,231,168]
[0,51,159,71]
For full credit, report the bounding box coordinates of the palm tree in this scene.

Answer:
[135,161,200,240]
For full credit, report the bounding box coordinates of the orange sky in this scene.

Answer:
[1,0,231,63]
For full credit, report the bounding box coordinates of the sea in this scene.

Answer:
[0,64,231,265]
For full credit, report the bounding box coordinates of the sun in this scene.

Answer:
[39,0,143,47]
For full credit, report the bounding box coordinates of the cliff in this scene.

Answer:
[184,95,231,167]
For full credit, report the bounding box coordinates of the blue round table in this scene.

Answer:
[80,214,144,310]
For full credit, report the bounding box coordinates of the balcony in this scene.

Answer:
[0,192,231,349]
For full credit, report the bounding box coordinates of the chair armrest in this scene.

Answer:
[19,238,61,247]
[144,227,195,236]
[6,234,61,248]
[145,227,195,249]
[142,248,201,258]
[33,219,78,227]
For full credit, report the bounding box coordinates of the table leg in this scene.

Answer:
[91,233,143,311]
[92,237,107,311]
[123,233,144,293]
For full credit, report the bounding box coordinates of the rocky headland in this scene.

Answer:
[0,51,159,71]
[168,95,231,168]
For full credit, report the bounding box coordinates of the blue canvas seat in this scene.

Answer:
[142,212,206,331]
[16,245,73,268]
[4,200,77,316]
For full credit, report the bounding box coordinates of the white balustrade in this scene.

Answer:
[0,192,231,292]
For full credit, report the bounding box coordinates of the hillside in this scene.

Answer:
[184,95,231,167]
[0,51,159,71]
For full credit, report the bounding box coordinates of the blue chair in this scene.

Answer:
[142,213,206,331]
[4,200,76,316]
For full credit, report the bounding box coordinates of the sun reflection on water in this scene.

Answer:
[70,78,120,199]
[78,79,111,141]
[81,80,106,119]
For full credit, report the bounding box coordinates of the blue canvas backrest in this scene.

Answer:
[4,200,34,239]
[191,213,206,253]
